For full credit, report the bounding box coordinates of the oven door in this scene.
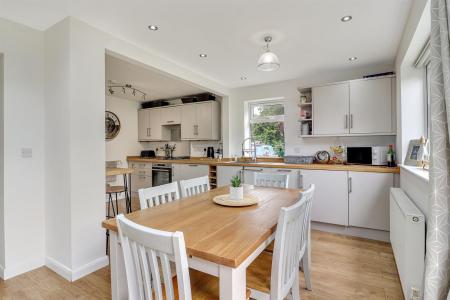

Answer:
[152,168,172,187]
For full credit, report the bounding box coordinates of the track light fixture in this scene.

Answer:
[108,83,146,100]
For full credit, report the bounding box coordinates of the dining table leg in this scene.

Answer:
[219,264,247,300]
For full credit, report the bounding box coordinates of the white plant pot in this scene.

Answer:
[229,186,244,200]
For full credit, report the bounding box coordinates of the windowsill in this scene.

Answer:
[400,164,429,183]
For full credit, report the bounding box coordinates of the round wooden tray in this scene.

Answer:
[212,194,259,207]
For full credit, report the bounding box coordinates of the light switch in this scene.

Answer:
[21,148,32,158]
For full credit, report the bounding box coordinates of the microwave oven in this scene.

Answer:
[346,146,388,166]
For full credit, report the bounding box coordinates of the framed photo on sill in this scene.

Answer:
[404,139,428,166]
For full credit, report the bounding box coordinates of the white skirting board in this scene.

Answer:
[46,255,109,282]
[0,258,45,280]
[311,222,390,242]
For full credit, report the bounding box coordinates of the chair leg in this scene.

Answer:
[302,245,313,291]
[107,193,112,219]
[291,271,300,300]
[115,193,119,215]
[106,229,110,255]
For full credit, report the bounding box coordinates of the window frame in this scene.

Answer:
[246,99,286,158]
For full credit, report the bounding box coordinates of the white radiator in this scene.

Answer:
[390,188,425,299]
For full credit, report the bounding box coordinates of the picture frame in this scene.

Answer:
[404,139,428,166]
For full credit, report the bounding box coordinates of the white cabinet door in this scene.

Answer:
[173,164,209,182]
[348,171,393,231]
[196,102,213,139]
[161,106,181,125]
[148,109,170,141]
[181,104,197,139]
[138,110,149,141]
[349,77,392,134]
[242,167,265,185]
[301,169,349,226]
[217,166,242,187]
[312,82,350,135]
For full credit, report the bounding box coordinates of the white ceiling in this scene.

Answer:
[105,54,206,102]
[1,0,412,88]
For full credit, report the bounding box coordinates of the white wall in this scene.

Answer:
[228,64,397,157]
[395,0,430,163]
[0,18,45,279]
[0,54,4,272]
[105,96,143,166]
[43,17,231,281]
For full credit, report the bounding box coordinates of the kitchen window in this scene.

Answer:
[248,101,285,157]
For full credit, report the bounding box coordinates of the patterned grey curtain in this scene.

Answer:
[426,0,450,299]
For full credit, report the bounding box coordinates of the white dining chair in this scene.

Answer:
[247,184,315,300]
[179,176,210,198]
[117,214,251,300]
[254,172,290,188]
[138,182,180,209]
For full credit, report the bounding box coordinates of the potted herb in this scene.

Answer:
[230,175,244,200]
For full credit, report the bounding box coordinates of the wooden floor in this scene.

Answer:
[0,218,403,300]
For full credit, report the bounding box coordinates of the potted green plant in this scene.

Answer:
[230,175,243,200]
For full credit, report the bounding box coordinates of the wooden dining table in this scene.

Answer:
[102,185,301,300]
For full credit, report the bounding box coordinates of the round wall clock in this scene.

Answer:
[315,150,330,164]
[105,111,121,140]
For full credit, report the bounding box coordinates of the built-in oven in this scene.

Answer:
[152,163,172,187]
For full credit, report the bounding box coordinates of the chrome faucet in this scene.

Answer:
[241,137,257,162]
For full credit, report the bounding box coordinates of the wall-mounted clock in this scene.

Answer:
[105,111,121,140]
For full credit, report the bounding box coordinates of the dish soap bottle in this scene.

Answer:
[387,145,396,167]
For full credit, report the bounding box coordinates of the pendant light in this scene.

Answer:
[257,36,280,71]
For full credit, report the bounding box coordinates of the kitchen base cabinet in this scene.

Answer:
[217,166,243,187]
[172,164,209,182]
[129,162,152,197]
[348,172,393,231]
[301,169,349,226]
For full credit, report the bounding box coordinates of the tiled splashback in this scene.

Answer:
[143,140,222,157]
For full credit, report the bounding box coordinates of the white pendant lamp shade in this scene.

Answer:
[257,50,280,71]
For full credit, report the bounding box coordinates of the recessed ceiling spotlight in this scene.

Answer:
[148,25,159,31]
[341,15,352,22]
[240,76,247,80]
[199,53,208,58]
[348,56,358,61]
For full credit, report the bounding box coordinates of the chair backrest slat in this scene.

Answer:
[117,214,192,300]
[139,182,180,209]
[254,173,289,189]
[179,176,210,198]
[270,184,315,300]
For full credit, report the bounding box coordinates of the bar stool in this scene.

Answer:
[105,184,126,254]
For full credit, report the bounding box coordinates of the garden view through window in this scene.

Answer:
[249,101,285,157]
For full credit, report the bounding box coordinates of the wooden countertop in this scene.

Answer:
[127,156,400,174]
[102,186,300,268]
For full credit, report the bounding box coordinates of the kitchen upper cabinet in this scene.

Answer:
[301,169,349,226]
[310,76,394,136]
[349,77,392,134]
[217,166,242,187]
[181,101,220,140]
[348,171,393,231]
[138,109,171,141]
[161,106,181,125]
[312,82,350,135]
[172,164,209,182]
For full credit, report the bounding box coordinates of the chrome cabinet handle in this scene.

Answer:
[276,169,292,172]
[345,115,348,129]
[350,114,353,129]
[167,120,174,123]
[188,165,198,167]
[348,177,352,193]
[245,168,263,172]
